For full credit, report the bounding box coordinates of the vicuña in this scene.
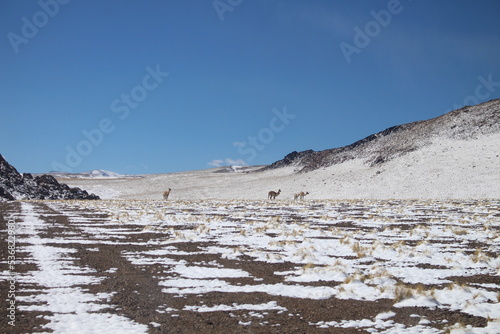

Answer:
[163,188,171,200]
[268,189,281,200]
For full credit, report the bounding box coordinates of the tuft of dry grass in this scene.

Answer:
[352,241,370,258]
[302,262,317,271]
[472,248,490,263]
[393,282,414,302]
[339,235,351,245]
[452,227,468,235]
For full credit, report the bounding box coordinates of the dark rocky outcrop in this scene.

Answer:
[0,155,99,201]
[265,150,314,170]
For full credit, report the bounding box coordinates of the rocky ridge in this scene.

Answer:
[0,154,100,201]
[264,99,500,172]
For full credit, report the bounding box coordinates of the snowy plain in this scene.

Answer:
[1,197,499,333]
[61,133,500,201]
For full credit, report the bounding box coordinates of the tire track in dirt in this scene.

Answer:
[1,201,53,333]
[36,201,168,332]
[2,200,496,333]
[76,244,169,331]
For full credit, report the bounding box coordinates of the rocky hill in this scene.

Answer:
[0,154,100,201]
[264,99,500,172]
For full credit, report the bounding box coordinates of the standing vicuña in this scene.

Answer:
[294,191,309,200]
[163,188,171,200]
[268,189,281,200]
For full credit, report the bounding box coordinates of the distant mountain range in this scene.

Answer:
[264,99,500,172]
[213,165,264,173]
[46,169,137,179]
[0,155,100,201]
[81,169,124,178]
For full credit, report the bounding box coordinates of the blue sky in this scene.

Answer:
[1,0,499,174]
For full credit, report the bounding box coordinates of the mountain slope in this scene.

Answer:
[60,128,500,200]
[80,169,123,178]
[0,155,100,201]
[265,99,500,172]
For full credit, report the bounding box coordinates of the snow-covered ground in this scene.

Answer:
[61,133,500,200]
[2,198,499,333]
[3,131,498,332]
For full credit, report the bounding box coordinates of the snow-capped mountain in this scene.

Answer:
[80,169,124,178]
[265,99,500,172]
[47,169,135,179]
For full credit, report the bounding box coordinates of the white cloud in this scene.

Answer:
[208,158,247,167]
[208,159,225,167]
[225,158,247,166]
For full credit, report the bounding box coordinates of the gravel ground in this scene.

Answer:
[0,200,498,333]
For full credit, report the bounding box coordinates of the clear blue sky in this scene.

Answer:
[1,0,499,174]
